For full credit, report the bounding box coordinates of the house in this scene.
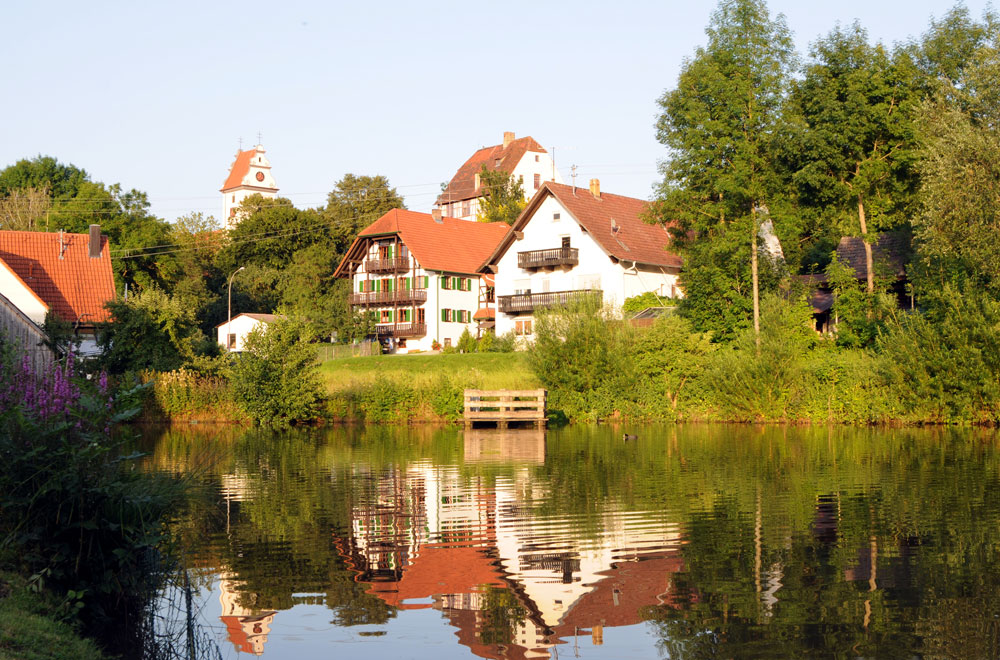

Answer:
[333,208,509,352]
[486,179,682,339]
[0,225,116,356]
[0,290,53,373]
[221,144,279,228]
[435,131,562,221]
[216,313,285,352]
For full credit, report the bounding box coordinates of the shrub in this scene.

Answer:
[623,290,677,315]
[477,331,496,353]
[493,331,517,353]
[457,328,478,353]
[358,376,418,423]
[429,376,464,421]
[227,318,323,426]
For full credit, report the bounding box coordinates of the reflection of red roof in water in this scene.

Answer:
[554,552,687,636]
[366,541,506,609]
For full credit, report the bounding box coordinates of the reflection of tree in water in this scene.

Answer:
[477,586,527,647]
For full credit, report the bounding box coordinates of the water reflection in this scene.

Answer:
[137,424,1000,659]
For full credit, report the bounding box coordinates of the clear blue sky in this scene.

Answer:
[1,1,992,224]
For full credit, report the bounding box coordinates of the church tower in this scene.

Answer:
[221,144,279,228]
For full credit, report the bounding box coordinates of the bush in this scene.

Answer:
[623,290,678,315]
[457,328,477,353]
[429,376,464,421]
[477,331,496,353]
[227,318,323,426]
[358,376,418,423]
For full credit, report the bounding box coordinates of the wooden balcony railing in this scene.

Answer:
[374,323,426,338]
[366,257,410,273]
[350,290,428,306]
[497,289,602,314]
[517,247,579,269]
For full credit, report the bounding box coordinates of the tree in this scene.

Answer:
[217,196,325,273]
[786,24,919,293]
[323,174,405,254]
[475,166,526,225]
[652,0,796,342]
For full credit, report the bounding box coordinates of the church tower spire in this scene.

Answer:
[221,143,279,228]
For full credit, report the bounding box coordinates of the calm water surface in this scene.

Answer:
[136,424,1000,659]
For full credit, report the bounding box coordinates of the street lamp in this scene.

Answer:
[226,266,246,352]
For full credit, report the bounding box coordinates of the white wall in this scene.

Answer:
[222,146,279,226]
[217,315,269,352]
[0,260,48,324]
[494,194,681,338]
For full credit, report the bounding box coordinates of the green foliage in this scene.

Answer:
[879,286,1000,423]
[703,296,818,420]
[477,330,496,353]
[475,166,526,225]
[456,328,477,353]
[622,291,676,315]
[357,376,418,423]
[227,318,323,426]
[429,376,464,421]
[632,315,715,414]
[322,173,405,253]
[98,287,212,374]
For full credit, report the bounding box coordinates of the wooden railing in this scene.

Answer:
[497,289,602,314]
[518,247,579,269]
[366,257,409,273]
[374,323,426,338]
[350,289,428,306]
[464,389,547,428]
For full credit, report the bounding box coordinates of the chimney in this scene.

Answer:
[474,172,481,190]
[89,224,102,258]
[431,208,443,223]
[503,131,515,148]
[589,178,601,199]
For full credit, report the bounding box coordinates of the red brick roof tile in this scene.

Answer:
[437,136,547,205]
[335,209,510,277]
[0,230,116,325]
[221,148,256,192]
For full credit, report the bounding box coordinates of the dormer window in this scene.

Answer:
[494,158,501,168]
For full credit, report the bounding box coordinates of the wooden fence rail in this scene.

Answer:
[464,389,547,429]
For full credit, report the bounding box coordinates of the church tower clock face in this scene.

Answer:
[256,171,265,182]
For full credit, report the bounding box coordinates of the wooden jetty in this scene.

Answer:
[463,389,547,429]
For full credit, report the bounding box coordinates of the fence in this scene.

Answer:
[315,341,380,361]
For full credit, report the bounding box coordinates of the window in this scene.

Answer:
[462,200,470,217]
[398,277,410,290]
[553,212,560,222]
[227,333,236,349]
[441,308,453,322]
[380,310,393,323]
[232,195,235,203]
[515,319,533,336]
[562,236,571,249]
[400,309,411,322]
[444,338,452,347]
[494,158,501,168]
[535,154,540,162]
[533,173,540,190]
[514,279,531,295]
[416,308,425,324]
[441,277,451,290]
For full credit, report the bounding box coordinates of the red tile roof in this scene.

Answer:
[0,230,116,325]
[437,136,547,205]
[221,148,256,192]
[489,182,682,270]
[335,209,510,277]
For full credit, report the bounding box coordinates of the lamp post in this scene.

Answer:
[226,266,245,351]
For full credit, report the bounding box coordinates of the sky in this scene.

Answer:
[1,1,994,226]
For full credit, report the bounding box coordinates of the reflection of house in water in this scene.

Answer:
[335,460,688,660]
[218,573,277,656]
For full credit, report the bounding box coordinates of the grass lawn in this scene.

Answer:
[318,352,540,394]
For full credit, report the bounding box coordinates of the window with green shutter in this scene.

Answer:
[375,280,381,292]
[422,276,429,288]
[359,281,364,292]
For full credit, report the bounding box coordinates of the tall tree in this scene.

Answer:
[323,174,405,254]
[652,0,795,342]
[787,24,919,293]
[475,166,526,225]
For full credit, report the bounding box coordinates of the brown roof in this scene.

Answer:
[488,182,682,270]
[334,209,510,277]
[0,230,116,325]
[835,232,910,280]
[436,135,547,205]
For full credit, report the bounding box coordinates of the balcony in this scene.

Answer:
[497,289,602,314]
[350,290,428,306]
[518,247,579,269]
[374,323,426,338]
[366,257,410,274]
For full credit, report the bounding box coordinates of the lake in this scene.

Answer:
[136,424,1000,659]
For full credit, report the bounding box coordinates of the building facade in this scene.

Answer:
[488,180,683,340]
[436,131,563,221]
[216,313,285,352]
[334,209,509,352]
[221,144,279,228]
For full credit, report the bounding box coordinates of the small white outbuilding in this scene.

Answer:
[216,313,285,352]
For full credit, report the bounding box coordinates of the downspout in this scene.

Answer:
[622,260,665,307]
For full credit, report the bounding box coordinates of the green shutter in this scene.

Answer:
[375,280,381,292]
[388,310,394,322]
[388,245,394,258]
[441,309,447,322]
[359,281,364,292]
[423,276,429,288]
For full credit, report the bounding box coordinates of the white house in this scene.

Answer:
[216,313,285,352]
[221,144,279,228]
[435,131,563,221]
[487,180,682,339]
[333,209,509,353]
